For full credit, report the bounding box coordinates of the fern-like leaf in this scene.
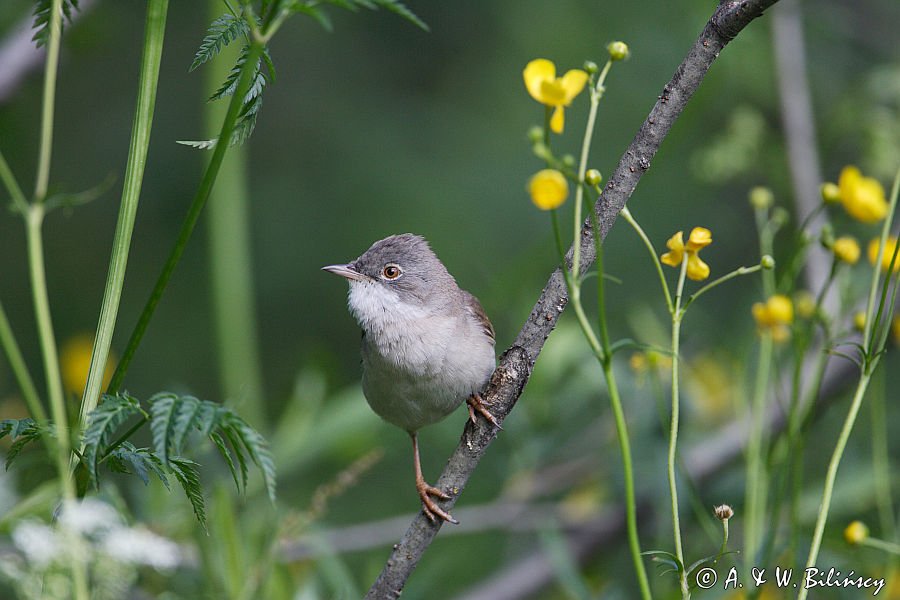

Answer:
[175,139,218,150]
[189,13,249,72]
[209,431,242,493]
[81,393,142,488]
[32,0,81,48]
[222,425,249,491]
[223,414,277,502]
[171,395,201,458]
[169,457,207,531]
[107,443,171,490]
[6,421,45,470]
[149,392,181,466]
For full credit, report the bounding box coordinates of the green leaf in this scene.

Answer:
[224,414,277,502]
[0,418,36,441]
[81,393,142,488]
[149,392,181,465]
[222,424,249,492]
[190,13,249,72]
[170,457,207,531]
[176,139,218,150]
[171,395,201,458]
[6,421,45,470]
[107,443,171,490]
[209,431,242,493]
[31,0,80,48]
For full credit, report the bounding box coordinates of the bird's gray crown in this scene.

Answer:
[352,233,456,304]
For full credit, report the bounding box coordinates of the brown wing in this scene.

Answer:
[462,291,495,343]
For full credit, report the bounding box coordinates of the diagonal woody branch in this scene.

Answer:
[366,1,779,597]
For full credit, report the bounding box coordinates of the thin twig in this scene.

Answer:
[364,1,780,597]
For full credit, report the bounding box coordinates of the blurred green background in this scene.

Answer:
[1,0,899,598]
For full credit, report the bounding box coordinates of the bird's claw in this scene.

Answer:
[416,481,458,524]
[467,393,502,430]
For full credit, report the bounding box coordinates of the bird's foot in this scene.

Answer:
[416,479,458,524]
[467,393,502,429]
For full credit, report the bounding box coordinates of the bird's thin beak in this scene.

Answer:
[321,263,371,282]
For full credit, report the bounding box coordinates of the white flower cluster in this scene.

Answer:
[5,498,181,572]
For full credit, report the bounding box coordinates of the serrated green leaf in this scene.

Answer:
[171,395,201,458]
[176,139,218,150]
[170,457,207,531]
[222,425,249,491]
[82,393,141,488]
[6,422,43,470]
[108,443,171,490]
[149,392,181,466]
[194,400,223,435]
[210,431,242,493]
[0,418,36,441]
[31,0,80,49]
[190,13,249,72]
[224,414,277,502]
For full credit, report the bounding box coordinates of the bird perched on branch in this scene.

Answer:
[323,233,500,523]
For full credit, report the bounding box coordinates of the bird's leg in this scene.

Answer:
[410,432,458,524]
[467,392,502,429]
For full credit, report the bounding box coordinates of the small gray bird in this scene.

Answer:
[323,233,500,523]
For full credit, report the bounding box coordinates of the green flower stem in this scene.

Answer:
[744,332,773,572]
[79,0,170,425]
[33,0,64,203]
[870,374,896,541]
[550,209,650,599]
[862,167,900,349]
[669,255,690,600]
[106,39,264,395]
[797,370,874,600]
[602,360,652,599]
[206,0,265,424]
[799,167,900,600]
[620,207,673,313]
[681,264,763,314]
[0,300,45,423]
[754,206,776,297]
[591,211,651,599]
[0,150,29,214]
[860,537,900,556]
[719,518,730,558]
[571,59,613,281]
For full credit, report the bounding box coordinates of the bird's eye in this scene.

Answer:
[382,264,402,280]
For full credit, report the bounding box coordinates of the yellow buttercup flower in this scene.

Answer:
[752,295,793,342]
[844,521,869,545]
[528,169,568,210]
[523,59,588,134]
[60,334,116,396]
[838,166,887,223]
[867,236,900,272]
[660,227,712,281]
[832,236,860,264]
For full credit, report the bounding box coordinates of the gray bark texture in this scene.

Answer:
[365,1,780,597]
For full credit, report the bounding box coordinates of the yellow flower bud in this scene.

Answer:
[528,169,569,210]
[838,166,888,223]
[585,169,602,187]
[582,60,599,75]
[833,236,860,264]
[820,182,840,204]
[753,295,794,342]
[607,41,630,62]
[853,311,867,332]
[867,237,900,273]
[844,521,869,546]
[760,255,775,270]
[749,186,774,210]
